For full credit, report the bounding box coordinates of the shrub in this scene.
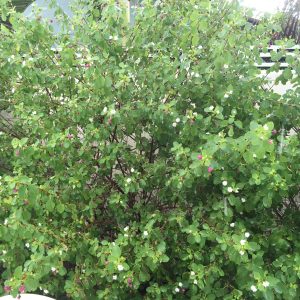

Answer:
[0,0,299,299]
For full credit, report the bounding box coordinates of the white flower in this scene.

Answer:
[209,105,214,111]
[178,282,183,287]
[32,111,37,115]
[124,226,129,232]
[262,281,270,288]
[254,103,260,110]
[172,122,177,128]
[112,275,117,280]
[25,243,30,248]
[4,219,8,226]
[8,55,15,63]
[245,232,250,238]
[190,271,195,276]
[124,234,129,237]
[126,178,132,183]
[263,124,269,130]
[2,250,7,255]
[51,267,57,272]
[241,198,246,203]
[193,112,197,116]
[109,35,113,40]
[110,109,116,115]
[224,93,229,99]
[253,153,257,158]
[131,168,135,172]
[44,290,49,294]
[239,250,245,256]
[227,187,233,193]
[117,264,124,271]
[228,90,233,95]
[240,239,246,245]
[176,118,180,123]
[230,223,235,228]
[113,36,119,41]
[222,181,228,187]
[224,64,229,69]
[194,73,200,78]
[198,45,203,50]
[193,279,198,284]
[143,231,148,237]
[102,107,108,114]
[175,287,180,293]
[250,285,257,292]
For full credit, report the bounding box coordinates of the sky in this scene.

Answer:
[241,0,285,14]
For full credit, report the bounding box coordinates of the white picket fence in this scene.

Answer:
[258,45,298,95]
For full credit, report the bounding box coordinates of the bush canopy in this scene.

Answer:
[0,0,299,299]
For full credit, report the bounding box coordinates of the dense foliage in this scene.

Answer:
[0,0,299,299]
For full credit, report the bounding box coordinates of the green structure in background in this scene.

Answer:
[12,0,33,12]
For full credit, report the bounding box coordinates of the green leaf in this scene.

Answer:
[111,245,121,258]
[157,241,166,253]
[263,289,274,300]
[57,203,65,214]
[283,68,292,80]
[25,277,39,291]
[234,120,243,129]
[28,186,39,202]
[263,196,272,207]
[45,198,55,212]
[11,138,19,149]
[139,269,150,282]
[18,186,27,199]
[250,121,259,131]
[95,75,105,90]
[14,266,23,278]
